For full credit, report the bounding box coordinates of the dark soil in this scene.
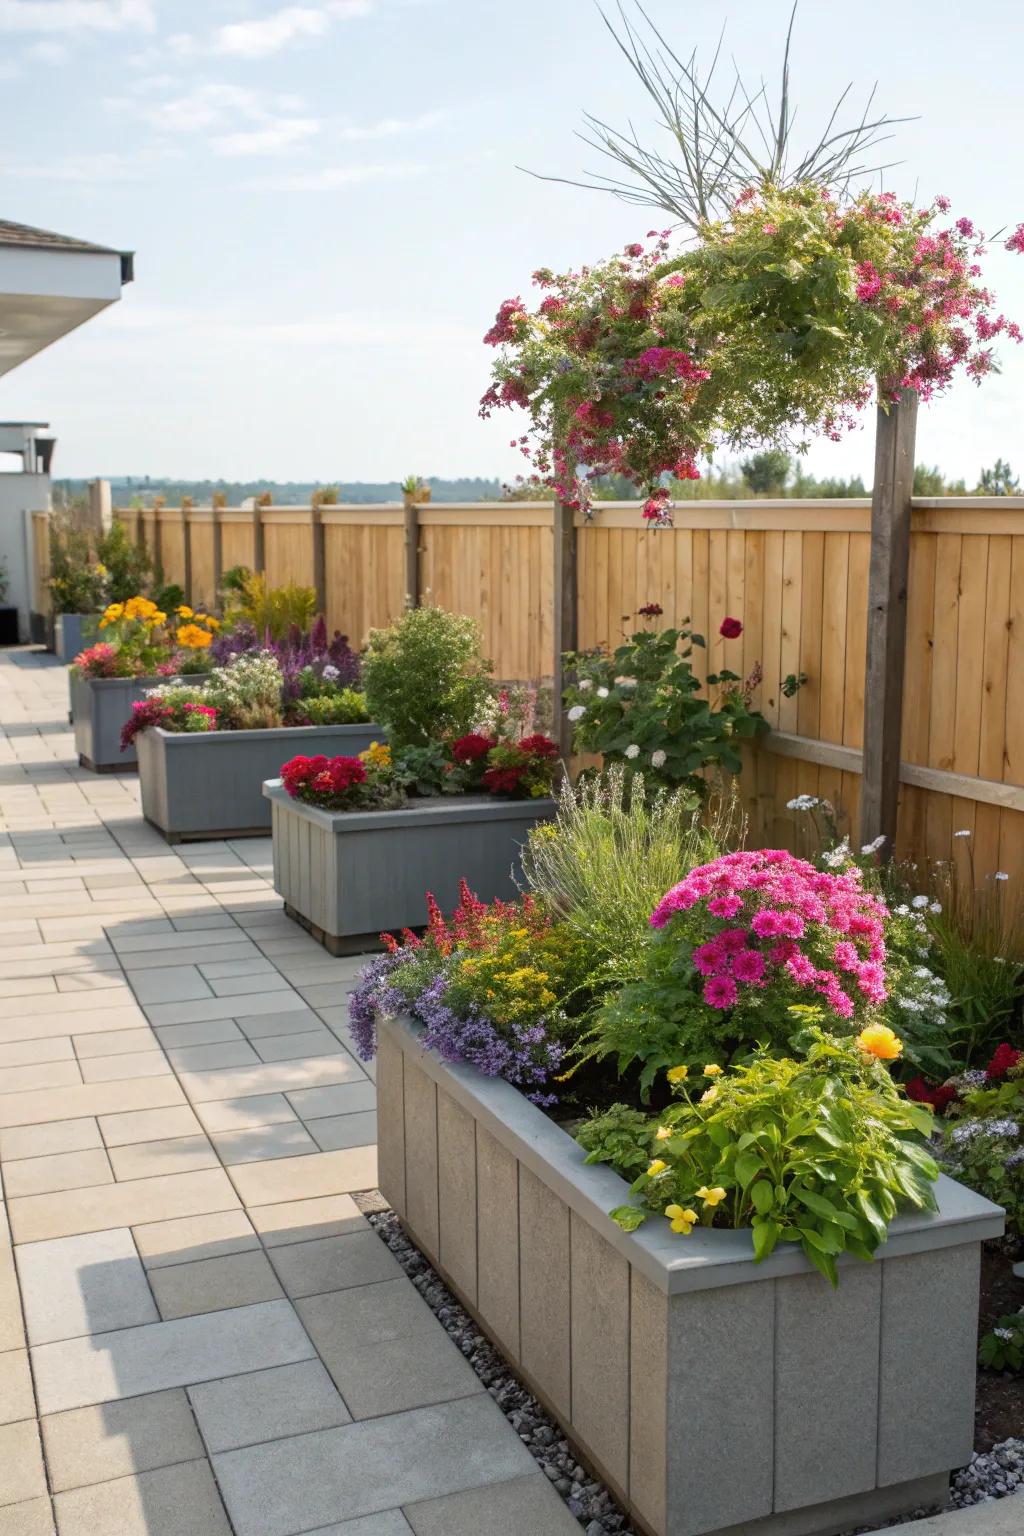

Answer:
[976,1237,1024,1450]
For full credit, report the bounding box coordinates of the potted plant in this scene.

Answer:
[70,598,218,771]
[0,558,16,646]
[401,473,431,505]
[264,606,558,950]
[350,824,1004,1536]
[127,623,381,842]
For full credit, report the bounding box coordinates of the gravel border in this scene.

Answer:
[354,1194,1022,1534]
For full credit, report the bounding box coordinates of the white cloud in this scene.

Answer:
[336,109,447,141]
[213,119,320,156]
[214,7,329,59]
[242,161,422,191]
[0,0,154,32]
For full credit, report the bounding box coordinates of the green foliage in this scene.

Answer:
[294,690,369,726]
[564,623,767,790]
[979,1315,1024,1372]
[977,459,1020,496]
[520,767,719,969]
[220,565,251,596]
[0,557,8,605]
[941,1070,1024,1233]
[740,449,791,495]
[391,742,449,797]
[97,520,151,602]
[362,605,493,750]
[49,525,104,614]
[926,854,1024,1068]
[205,652,284,730]
[578,1028,939,1286]
[225,572,317,641]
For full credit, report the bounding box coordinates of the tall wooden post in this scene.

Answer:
[180,509,192,605]
[860,387,919,859]
[211,508,223,596]
[402,493,421,609]
[311,508,327,618]
[552,498,579,759]
[251,509,265,575]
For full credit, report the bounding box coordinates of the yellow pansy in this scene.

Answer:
[703,1063,723,1077]
[700,1086,719,1105]
[646,1159,667,1177]
[666,1064,688,1083]
[665,1204,698,1235]
[655,1125,672,1142]
[696,1185,727,1209]
[856,1024,903,1061]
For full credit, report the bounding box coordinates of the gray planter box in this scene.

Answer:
[71,674,165,772]
[264,783,556,952]
[138,722,382,843]
[378,1015,1004,1536]
[56,612,100,664]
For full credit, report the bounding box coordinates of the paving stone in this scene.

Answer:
[72,1029,158,1059]
[0,1037,73,1069]
[8,1166,238,1244]
[178,1052,363,1104]
[252,1030,344,1063]
[187,1359,351,1452]
[31,1298,316,1414]
[41,1388,204,1492]
[311,1112,378,1152]
[0,1060,81,1094]
[212,1396,535,1536]
[0,1419,47,1506]
[132,1211,259,1270]
[107,1135,218,1181]
[285,1081,376,1121]
[208,973,294,998]
[296,1279,481,1419]
[144,991,310,1028]
[165,1041,259,1072]
[248,1194,367,1248]
[229,1007,323,1040]
[126,965,214,1004]
[0,1076,185,1132]
[0,1119,100,1162]
[15,1229,158,1345]
[153,1020,243,1049]
[402,1474,582,1535]
[78,1050,171,1084]
[269,1231,401,1300]
[0,1351,35,1425]
[292,1516,411,1536]
[228,1147,378,1208]
[193,1094,298,1134]
[98,1105,203,1148]
[3,1148,113,1198]
[149,1250,284,1320]
[53,1459,233,1536]
[0,1495,54,1535]
[211,1123,319,1165]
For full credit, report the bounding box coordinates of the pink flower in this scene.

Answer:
[777,911,805,939]
[751,910,782,938]
[708,893,743,918]
[693,942,726,977]
[703,975,737,1009]
[1007,224,1024,254]
[732,949,765,983]
[717,927,748,955]
[833,941,859,972]
[786,954,817,985]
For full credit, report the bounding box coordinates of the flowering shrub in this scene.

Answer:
[279,745,400,812]
[940,1049,1024,1232]
[73,595,220,679]
[348,882,594,1102]
[483,184,1023,514]
[593,849,892,1090]
[979,1314,1024,1373]
[577,1026,938,1286]
[564,619,767,791]
[73,642,135,680]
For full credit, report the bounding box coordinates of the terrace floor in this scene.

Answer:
[0,648,578,1536]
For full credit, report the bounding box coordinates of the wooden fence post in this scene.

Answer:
[180,509,192,605]
[552,499,579,758]
[311,508,327,617]
[211,508,223,596]
[402,493,420,609]
[252,509,265,575]
[860,387,919,858]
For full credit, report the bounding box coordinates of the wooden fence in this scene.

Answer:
[100,497,1024,879]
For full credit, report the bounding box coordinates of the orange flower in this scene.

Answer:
[856,1024,902,1061]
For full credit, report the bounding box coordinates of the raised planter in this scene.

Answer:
[378,1014,1005,1536]
[56,612,100,663]
[264,783,556,952]
[138,722,382,843]
[71,674,164,772]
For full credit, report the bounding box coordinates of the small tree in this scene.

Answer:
[740,449,791,496]
[977,459,1019,496]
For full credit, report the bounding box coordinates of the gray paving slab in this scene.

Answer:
[188,1358,352,1452]
[15,1228,159,1345]
[149,1249,284,1319]
[41,1387,205,1492]
[311,1112,378,1152]
[269,1230,402,1299]
[132,1210,259,1270]
[402,1474,582,1535]
[211,1122,319,1165]
[52,1459,233,1535]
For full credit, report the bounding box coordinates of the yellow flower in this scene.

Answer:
[666,1064,688,1083]
[94,562,107,576]
[665,1204,698,1235]
[856,1024,903,1061]
[703,1063,723,1077]
[204,616,221,630]
[646,1159,667,1177]
[700,1086,719,1105]
[175,623,212,649]
[360,741,392,769]
[696,1185,727,1209]
[124,595,156,621]
[150,611,167,627]
[176,605,194,619]
[655,1125,672,1141]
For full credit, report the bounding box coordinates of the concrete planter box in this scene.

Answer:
[56,612,100,664]
[71,673,165,772]
[138,722,382,843]
[378,1015,1004,1536]
[264,783,555,953]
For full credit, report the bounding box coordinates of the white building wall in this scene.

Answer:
[0,474,50,641]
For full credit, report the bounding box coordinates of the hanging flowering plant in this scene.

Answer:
[482,183,1024,516]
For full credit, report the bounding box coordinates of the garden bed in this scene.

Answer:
[264,782,555,953]
[136,721,382,842]
[71,673,166,771]
[377,1012,1005,1536]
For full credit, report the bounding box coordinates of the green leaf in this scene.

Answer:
[793,1187,841,1221]
[802,1240,839,1288]
[750,1180,775,1214]
[751,1218,781,1261]
[735,1150,764,1187]
[610,1205,648,1232]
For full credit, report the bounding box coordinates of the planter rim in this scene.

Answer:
[151,721,380,747]
[263,778,556,832]
[381,1013,1005,1296]
[71,673,166,689]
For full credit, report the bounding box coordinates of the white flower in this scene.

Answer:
[861,834,887,855]
[787,794,819,812]
[578,679,593,692]
[321,664,340,682]
[596,686,609,699]
[996,871,1010,881]
[929,901,942,914]
[651,749,666,768]
[567,705,586,722]
[954,828,972,838]
[895,904,910,917]
[912,895,929,910]
[624,744,640,760]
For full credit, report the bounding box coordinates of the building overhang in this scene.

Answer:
[0,225,132,378]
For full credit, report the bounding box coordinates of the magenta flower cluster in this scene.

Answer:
[650,849,889,1021]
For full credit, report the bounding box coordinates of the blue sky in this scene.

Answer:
[1,0,1023,485]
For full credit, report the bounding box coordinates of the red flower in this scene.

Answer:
[482,765,525,795]
[450,733,496,763]
[639,602,663,617]
[719,616,743,639]
[905,1076,959,1111]
[986,1043,1022,1081]
[518,733,559,759]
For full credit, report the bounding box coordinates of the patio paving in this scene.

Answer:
[0,649,579,1536]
